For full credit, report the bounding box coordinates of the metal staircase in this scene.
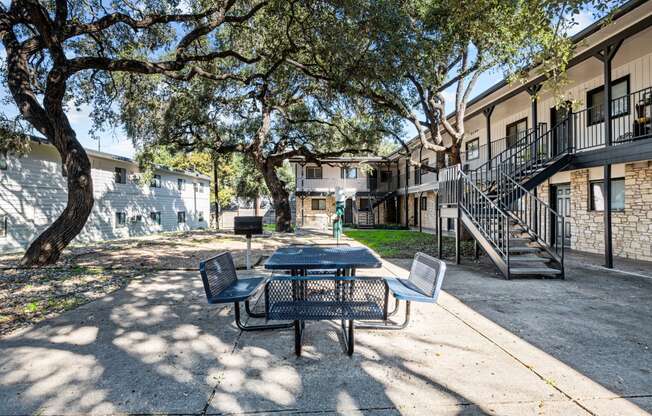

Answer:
[444,119,572,279]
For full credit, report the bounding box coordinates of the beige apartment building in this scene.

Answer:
[293,0,652,278]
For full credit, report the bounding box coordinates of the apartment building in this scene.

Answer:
[0,138,211,253]
[294,0,652,277]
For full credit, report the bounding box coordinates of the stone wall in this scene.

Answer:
[569,164,652,261]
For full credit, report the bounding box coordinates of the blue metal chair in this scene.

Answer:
[199,252,292,331]
[358,252,446,330]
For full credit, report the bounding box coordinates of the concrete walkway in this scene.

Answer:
[0,231,650,415]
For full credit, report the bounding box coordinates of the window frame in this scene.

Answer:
[0,214,6,238]
[311,198,326,211]
[114,167,127,184]
[341,167,358,179]
[115,212,127,227]
[177,211,186,223]
[589,178,625,212]
[420,196,428,211]
[305,166,323,179]
[506,118,528,147]
[150,174,162,188]
[150,211,162,225]
[466,138,480,161]
[586,75,630,126]
[177,178,186,191]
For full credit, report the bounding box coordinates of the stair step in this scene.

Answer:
[508,246,541,253]
[509,267,562,276]
[509,254,550,263]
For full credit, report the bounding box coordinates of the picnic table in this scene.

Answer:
[264,245,384,355]
[263,245,382,276]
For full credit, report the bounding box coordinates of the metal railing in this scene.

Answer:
[459,124,547,167]
[570,86,652,151]
[497,172,565,268]
[438,165,461,205]
[459,168,512,271]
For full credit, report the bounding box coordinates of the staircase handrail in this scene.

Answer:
[458,168,511,262]
[498,171,565,265]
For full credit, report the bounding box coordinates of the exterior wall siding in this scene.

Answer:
[0,142,210,253]
[569,163,652,261]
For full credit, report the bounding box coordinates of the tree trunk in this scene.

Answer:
[260,162,292,232]
[20,131,94,266]
[213,156,220,230]
[448,144,462,167]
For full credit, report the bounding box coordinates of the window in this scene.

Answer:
[193,182,198,193]
[506,119,528,147]
[587,76,630,126]
[447,218,455,231]
[150,174,161,188]
[150,211,161,225]
[420,196,427,210]
[198,211,205,222]
[306,166,322,179]
[0,152,7,171]
[341,167,357,179]
[380,171,391,182]
[116,212,127,227]
[199,182,205,193]
[358,198,370,211]
[0,214,6,238]
[177,178,186,191]
[590,178,625,211]
[114,167,127,184]
[130,214,143,224]
[177,211,186,223]
[311,198,326,210]
[466,138,480,160]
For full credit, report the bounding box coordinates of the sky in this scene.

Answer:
[0,7,598,159]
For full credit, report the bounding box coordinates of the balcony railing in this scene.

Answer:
[297,177,369,192]
[459,124,547,168]
[570,86,652,151]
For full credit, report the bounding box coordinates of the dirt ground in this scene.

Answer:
[0,230,309,336]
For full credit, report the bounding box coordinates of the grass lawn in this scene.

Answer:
[344,228,475,259]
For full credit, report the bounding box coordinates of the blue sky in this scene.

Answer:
[0,7,598,158]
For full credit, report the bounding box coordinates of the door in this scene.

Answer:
[551,104,571,155]
[412,197,419,226]
[344,199,354,224]
[552,184,571,246]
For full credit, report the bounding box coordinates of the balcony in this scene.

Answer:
[567,85,652,152]
[296,177,369,194]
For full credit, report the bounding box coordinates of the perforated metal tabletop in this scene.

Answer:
[264,246,382,271]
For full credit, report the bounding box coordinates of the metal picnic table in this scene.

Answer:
[264,246,385,355]
[263,245,382,277]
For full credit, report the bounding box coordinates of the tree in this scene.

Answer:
[120,2,397,232]
[287,0,621,169]
[0,0,269,265]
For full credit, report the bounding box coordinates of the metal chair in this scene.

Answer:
[199,252,292,331]
[358,252,446,330]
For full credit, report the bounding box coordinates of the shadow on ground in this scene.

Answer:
[383,252,652,414]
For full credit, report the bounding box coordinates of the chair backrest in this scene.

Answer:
[409,252,446,300]
[199,252,237,301]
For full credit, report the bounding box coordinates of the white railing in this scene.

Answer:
[298,177,369,192]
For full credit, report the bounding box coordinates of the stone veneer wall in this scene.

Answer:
[569,164,652,261]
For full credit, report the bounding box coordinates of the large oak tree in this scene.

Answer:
[0,0,268,265]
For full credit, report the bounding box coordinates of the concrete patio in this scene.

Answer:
[0,231,650,415]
